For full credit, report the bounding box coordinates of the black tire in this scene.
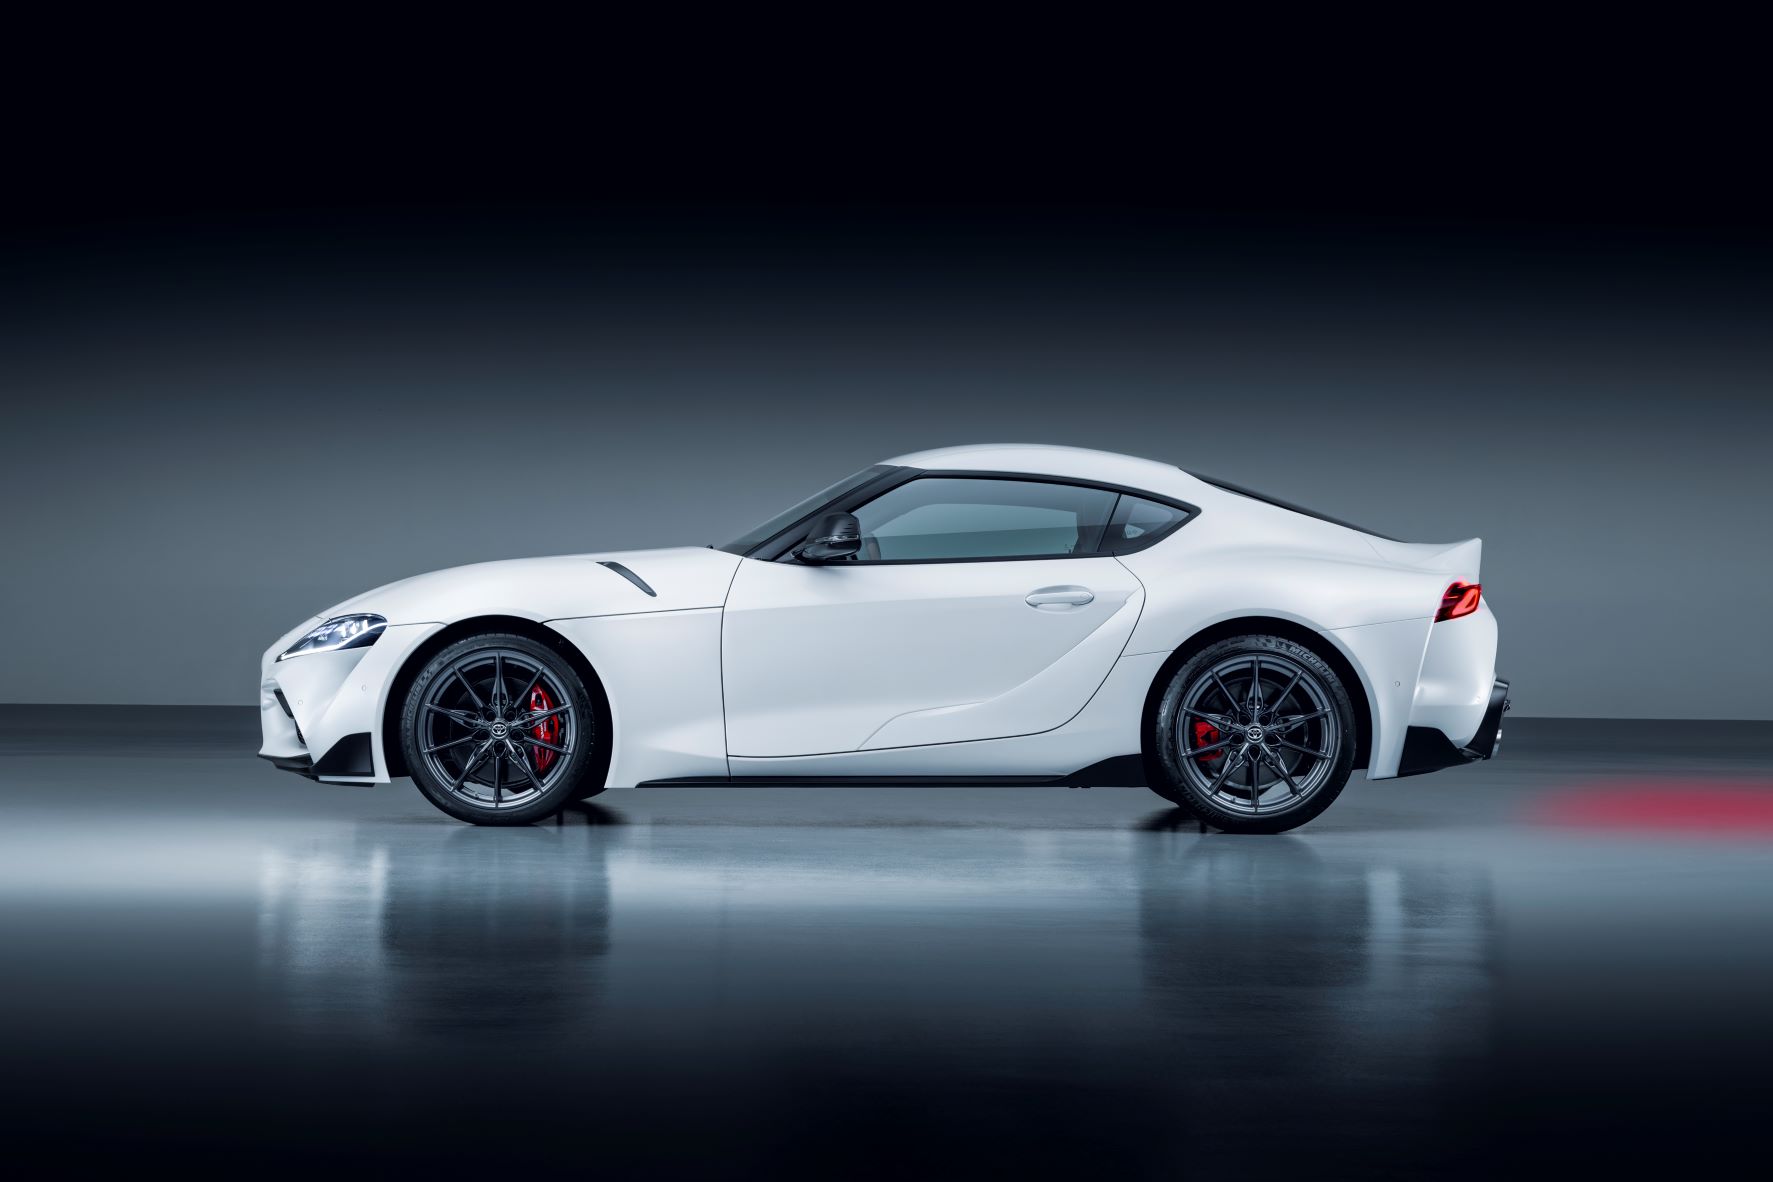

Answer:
[401,632,606,825]
[1150,634,1356,834]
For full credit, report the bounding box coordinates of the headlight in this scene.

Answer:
[277,614,387,661]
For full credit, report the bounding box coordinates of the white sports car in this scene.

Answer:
[259,444,1507,833]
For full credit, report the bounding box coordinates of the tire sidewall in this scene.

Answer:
[401,632,599,825]
[1152,635,1356,834]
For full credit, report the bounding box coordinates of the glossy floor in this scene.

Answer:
[3,709,1771,1177]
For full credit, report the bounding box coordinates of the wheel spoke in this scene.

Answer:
[1182,706,1235,726]
[491,746,503,804]
[1189,737,1236,757]
[1276,738,1329,759]
[1207,748,1244,798]
[450,739,495,791]
[1209,669,1240,713]
[513,703,571,727]
[1274,708,1329,733]
[423,734,477,755]
[1262,747,1303,795]
[506,738,545,792]
[1247,745,1260,812]
[1246,657,1265,713]
[523,735,570,756]
[514,664,544,709]
[492,652,505,715]
[425,703,480,728]
[453,666,485,710]
[1269,668,1303,715]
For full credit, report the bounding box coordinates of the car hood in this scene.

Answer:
[321,546,744,625]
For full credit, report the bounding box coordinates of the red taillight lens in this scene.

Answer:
[1435,581,1482,622]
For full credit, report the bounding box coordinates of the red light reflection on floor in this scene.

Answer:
[1531,781,1773,837]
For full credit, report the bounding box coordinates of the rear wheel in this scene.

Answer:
[1150,635,1356,834]
[401,633,605,825]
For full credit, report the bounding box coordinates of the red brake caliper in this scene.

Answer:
[530,686,561,773]
[1192,720,1223,762]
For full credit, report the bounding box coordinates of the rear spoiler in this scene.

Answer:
[1184,472,1482,577]
[1365,536,1482,577]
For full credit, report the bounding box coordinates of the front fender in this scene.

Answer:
[261,546,743,784]
[321,546,742,625]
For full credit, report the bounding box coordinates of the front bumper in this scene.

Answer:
[258,621,443,784]
[1396,678,1511,778]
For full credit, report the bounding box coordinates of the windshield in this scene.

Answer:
[717,465,900,555]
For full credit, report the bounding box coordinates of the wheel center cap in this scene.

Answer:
[490,721,509,739]
[1246,725,1265,744]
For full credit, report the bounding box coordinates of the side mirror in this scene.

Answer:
[793,511,862,564]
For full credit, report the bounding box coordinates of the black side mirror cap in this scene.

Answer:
[793,511,862,563]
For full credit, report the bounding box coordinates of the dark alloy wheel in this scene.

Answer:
[401,633,605,825]
[1151,635,1356,834]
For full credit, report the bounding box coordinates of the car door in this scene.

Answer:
[721,476,1146,757]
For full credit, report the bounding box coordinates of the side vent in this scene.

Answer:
[597,561,657,597]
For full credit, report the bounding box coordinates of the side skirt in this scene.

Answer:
[637,754,1147,790]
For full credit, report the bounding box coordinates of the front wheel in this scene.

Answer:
[1150,635,1356,834]
[401,633,605,825]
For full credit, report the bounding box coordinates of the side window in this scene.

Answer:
[1104,495,1189,553]
[848,478,1119,561]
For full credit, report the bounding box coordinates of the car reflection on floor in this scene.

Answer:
[254,806,625,1042]
[2,713,1771,1175]
[233,796,1506,1174]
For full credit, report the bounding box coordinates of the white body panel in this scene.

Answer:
[324,546,742,624]
[260,622,443,781]
[721,557,1142,756]
[257,444,1501,791]
[1409,601,1499,747]
[728,650,1163,779]
[548,611,729,786]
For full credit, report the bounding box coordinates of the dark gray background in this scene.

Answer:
[7,35,1773,1182]
[4,214,1769,716]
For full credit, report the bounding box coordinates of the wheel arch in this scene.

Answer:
[1138,615,1375,782]
[379,614,612,781]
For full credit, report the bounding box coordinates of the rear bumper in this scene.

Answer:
[1396,678,1510,778]
[1464,677,1511,759]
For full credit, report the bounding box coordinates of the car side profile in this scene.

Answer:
[259,444,1508,833]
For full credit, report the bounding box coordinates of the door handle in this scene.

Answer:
[1026,585,1095,609]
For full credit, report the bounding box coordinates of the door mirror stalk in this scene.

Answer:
[792,512,862,564]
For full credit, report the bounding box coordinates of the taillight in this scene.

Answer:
[1435,581,1482,622]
